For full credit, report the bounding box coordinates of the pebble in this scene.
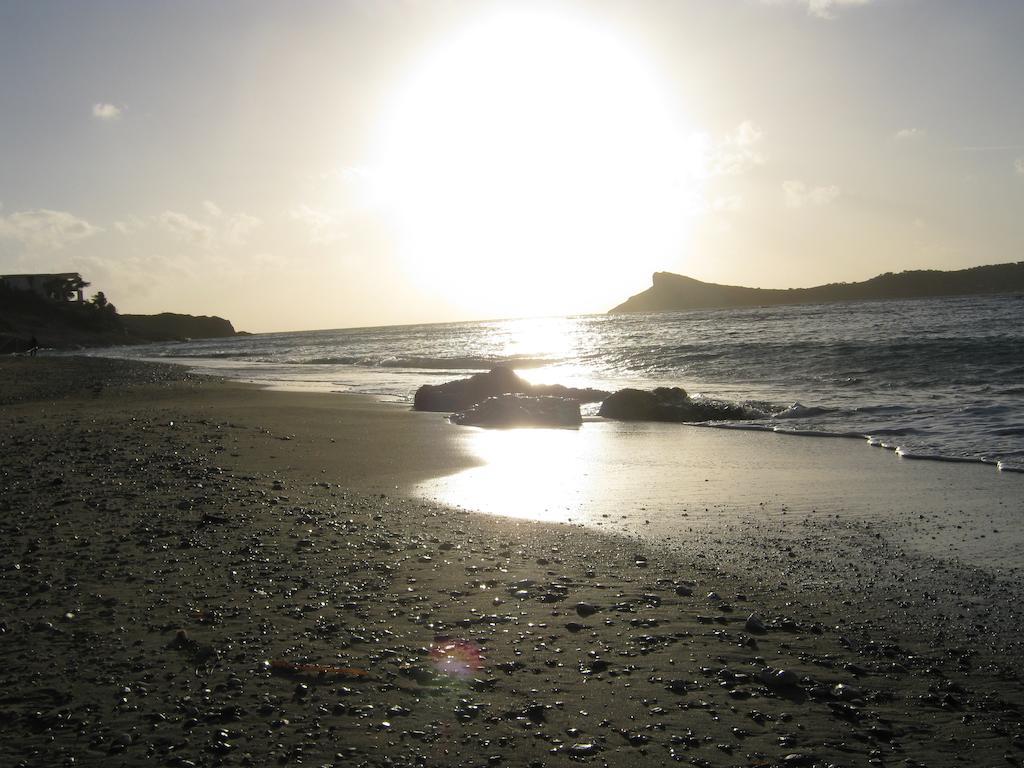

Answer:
[745,613,767,633]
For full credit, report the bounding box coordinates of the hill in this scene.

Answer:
[1,278,238,352]
[608,262,1024,314]
[120,313,236,342]
[0,284,125,352]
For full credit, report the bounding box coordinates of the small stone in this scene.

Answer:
[745,614,767,634]
[665,679,690,694]
[575,602,598,617]
[759,667,800,689]
[832,683,862,701]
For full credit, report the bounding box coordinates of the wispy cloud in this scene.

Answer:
[157,207,261,248]
[158,210,213,245]
[763,0,873,20]
[112,217,145,235]
[706,121,764,177]
[894,127,926,141]
[92,102,123,121]
[222,212,261,246]
[290,205,346,245]
[0,208,101,250]
[1014,157,1024,175]
[783,180,841,208]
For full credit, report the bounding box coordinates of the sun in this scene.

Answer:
[372,6,699,319]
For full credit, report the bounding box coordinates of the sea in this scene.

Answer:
[78,294,1024,472]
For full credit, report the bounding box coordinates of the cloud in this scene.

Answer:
[158,210,214,245]
[894,127,926,141]
[763,0,873,20]
[0,208,102,250]
[1015,157,1024,175]
[113,217,145,235]
[157,208,261,248]
[92,102,123,120]
[783,180,840,208]
[707,121,764,176]
[222,213,261,246]
[290,205,346,245]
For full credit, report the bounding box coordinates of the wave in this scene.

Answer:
[303,356,362,365]
[854,404,916,415]
[895,448,1000,467]
[772,402,834,419]
[299,355,552,370]
[143,350,260,360]
[774,426,867,439]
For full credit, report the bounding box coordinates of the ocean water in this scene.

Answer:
[78,295,1024,472]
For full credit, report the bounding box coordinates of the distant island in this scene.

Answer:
[0,272,239,352]
[609,262,1024,314]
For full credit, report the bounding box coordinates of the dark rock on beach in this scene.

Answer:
[449,394,582,428]
[598,386,751,422]
[414,366,609,412]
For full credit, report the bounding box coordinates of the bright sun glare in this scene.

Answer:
[372,6,699,319]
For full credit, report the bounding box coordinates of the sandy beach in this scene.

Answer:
[2,356,1023,768]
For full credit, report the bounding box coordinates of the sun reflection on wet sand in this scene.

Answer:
[418,426,593,523]
[417,420,733,525]
[414,421,1024,570]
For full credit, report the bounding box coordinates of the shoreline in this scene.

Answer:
[60,342,1024,475]
[2,356,1023,767]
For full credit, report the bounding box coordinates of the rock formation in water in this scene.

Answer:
[414,367,609,413]
[609,262,1024,314]
[450,394,582,428]
[120,313,237,342]
[598,387,751,422]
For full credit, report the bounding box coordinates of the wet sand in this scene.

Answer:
[2,356,1023,768]
[418,418,1024,570]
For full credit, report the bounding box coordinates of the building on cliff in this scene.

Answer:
[0,273,87,302]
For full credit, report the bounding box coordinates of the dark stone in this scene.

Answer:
[449,395,582,428]
[566,743,600,757]
[414,366,608,412]
[598,386,750,422]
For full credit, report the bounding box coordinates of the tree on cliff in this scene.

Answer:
[44,274,90,302]
[90,291,117,315]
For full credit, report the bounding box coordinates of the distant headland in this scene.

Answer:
[0,272,239,353]
[609,262,1024,314]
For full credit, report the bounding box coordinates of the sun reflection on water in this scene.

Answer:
[487,316,599,389]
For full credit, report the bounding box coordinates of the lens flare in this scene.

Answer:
[429,639,484,679]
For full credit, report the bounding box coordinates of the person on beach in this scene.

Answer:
[28,335,38,356]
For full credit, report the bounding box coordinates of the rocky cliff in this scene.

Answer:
[120,313,236,342]
[609,262,1024,313]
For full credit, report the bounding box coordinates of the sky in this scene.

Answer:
[1,0,1022,332]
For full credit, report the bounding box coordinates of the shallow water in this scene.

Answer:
[76,294,1024,471]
